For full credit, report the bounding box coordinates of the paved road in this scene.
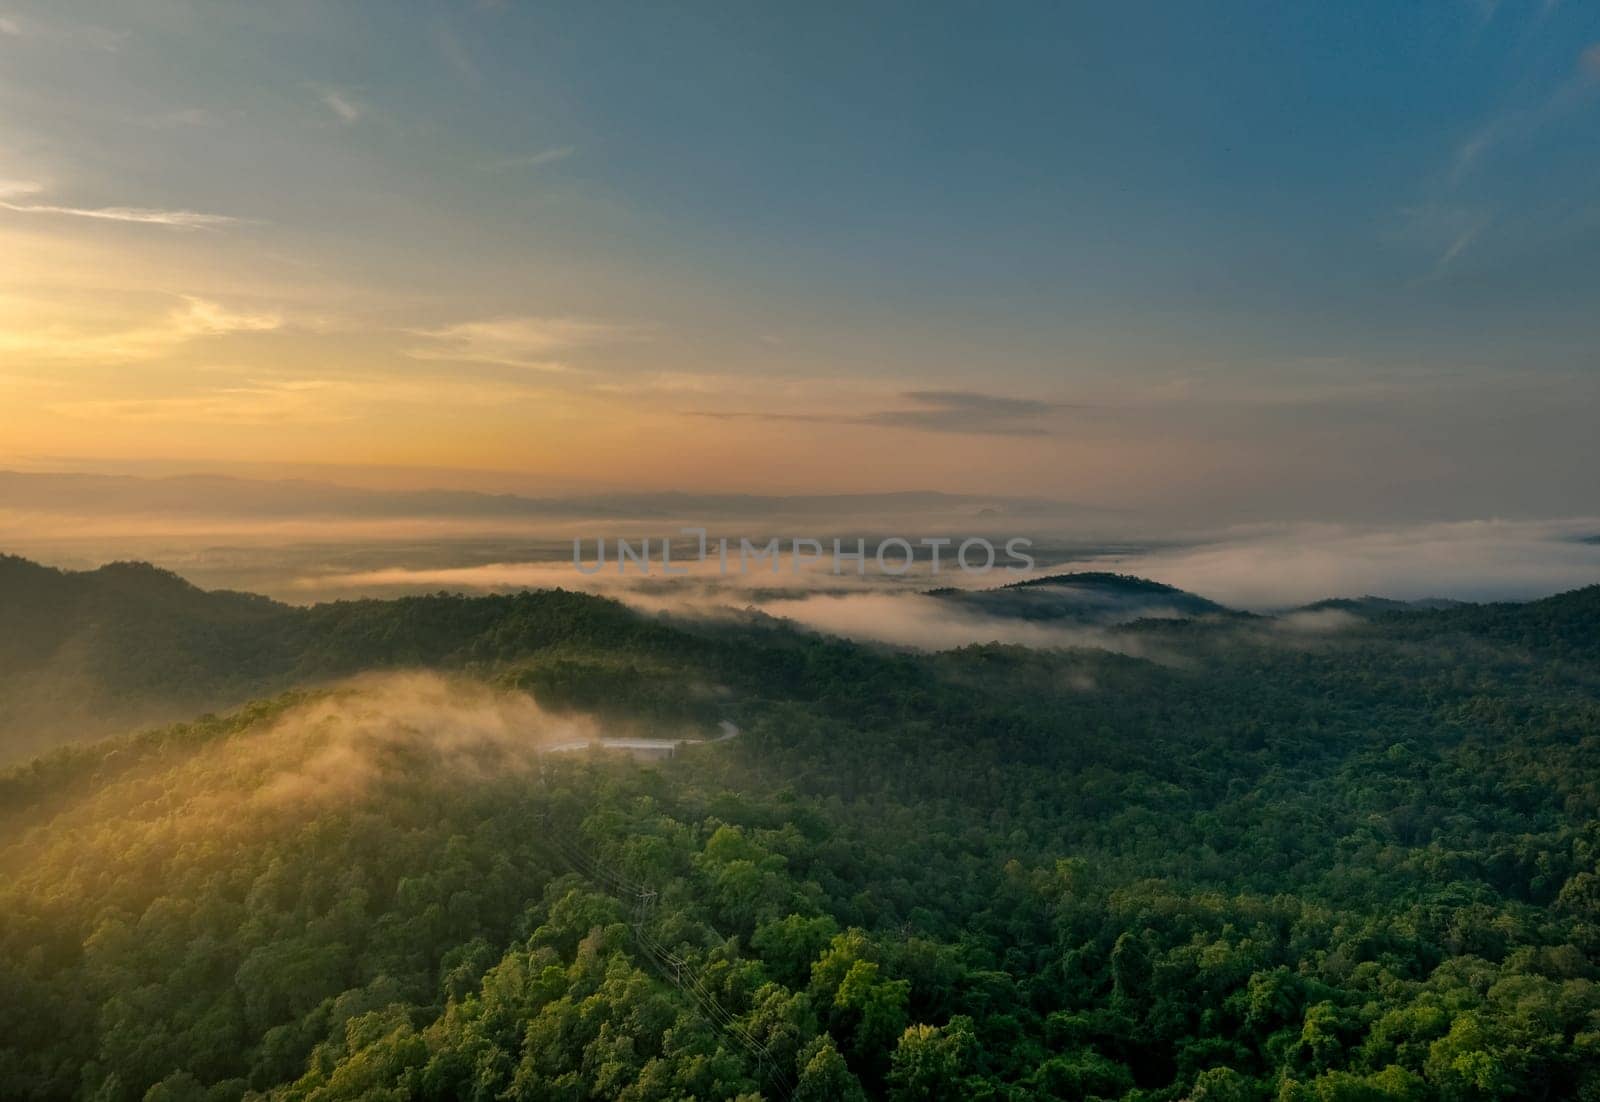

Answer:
[543,719,740,756]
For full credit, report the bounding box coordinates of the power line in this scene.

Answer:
[535,810,796,1100]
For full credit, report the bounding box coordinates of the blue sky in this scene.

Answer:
[0,1,1596,518]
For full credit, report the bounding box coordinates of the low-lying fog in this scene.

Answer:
[5,471,1597,653]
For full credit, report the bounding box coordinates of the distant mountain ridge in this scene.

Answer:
[0,469,1075,521]
[1293,595,1467,616]
[4,551,1598,762]
[0,552,657,763]
[929,570,1236,623]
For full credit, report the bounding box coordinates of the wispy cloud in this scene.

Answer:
[1081,518,1600,608]
[690,388,1070,437]
[867,389,1068,434]
[436,24,480,86]
[145,107,221,129]
[485,146,575,171]
[314,85,365,124]
[1450,41,1600,183]
[0,180,238,229]
[1583,41,1600,78]
[173,296,282,337]
[1433,217,1488,271]
[50,379,358,426]
[36,369,556,430]
[1395,203,1492,280]
[405,316,617,370]
[0,294,281,364]
[0,12,126,49]
[1450,118,1506,183]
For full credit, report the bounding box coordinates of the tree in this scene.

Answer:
[795,1036,866,1102]
[834,960,911,1065]
[888,1016,977,1100]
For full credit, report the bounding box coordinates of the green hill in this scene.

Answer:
[0,555,698,763]
[2,556,1599,1099]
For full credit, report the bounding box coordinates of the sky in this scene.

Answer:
[2,1,1598,522]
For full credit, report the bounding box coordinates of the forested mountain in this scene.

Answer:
[0,556,291,760]
[0,560,1231,762]
[0,555,685,762]
[2,556,1600,1100]
[1291,597,1466,617]
[930,572,1232,624]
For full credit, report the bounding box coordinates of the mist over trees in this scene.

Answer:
[2,555,1599,1099]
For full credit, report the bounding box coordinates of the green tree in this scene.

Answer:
[888,1016,977,1100]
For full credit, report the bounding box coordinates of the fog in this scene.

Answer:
[0,673,603,904]
[1090,518,1600,609]
[248,518,1600,655]
[32,674,594,824]
[257,520,1600,611]
[688,592,1140,653]
[249,673,597,809]
[7,466,1599,659]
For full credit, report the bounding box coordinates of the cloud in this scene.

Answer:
[866,389,1067,434]
[0,13,125,49]
[247,674,600,809]
[405,316,618,369]
[0,294,281,364]
[435,24,480,86]
[283,520,1600,649]
[315,86,364,124]
[50,379,359,426]
[743,592,1137,652]
[1076,518,1600,609]
[1583,41,1600,78]
[146,107,221,129]
[1449,42,1600,183]
[172,295,282,337]
[0,181,237,229]
[283,557,1136,654]
[1272,608,1361,634]
[1395,204,1491,279]
[1434,217,1488,272]
[486,146,576,170]
[1451,120,1505,183]
[690,388,1068,437]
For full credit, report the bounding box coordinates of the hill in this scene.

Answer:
[929,570,1234,624]
[1292,595,1467,616]
[1,559,1599,1099]
[0,559,1233,762]
[0,554,685,763]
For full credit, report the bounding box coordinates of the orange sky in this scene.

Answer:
[3,3,1598,522]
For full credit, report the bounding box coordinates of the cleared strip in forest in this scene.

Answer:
[534,810,796,1100]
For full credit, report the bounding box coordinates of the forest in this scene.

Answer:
[1,554,1598,1100]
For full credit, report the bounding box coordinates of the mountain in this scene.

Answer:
[1292,595,1467,616]
[5,559,1240,761]
[10,552,1600,763]
[0,470,1070,522]
[0,553,671,763]
[0,556,292,760]
[929,570,1235,623]
[2,558,1599,1099]
[1389,580,1600,661]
